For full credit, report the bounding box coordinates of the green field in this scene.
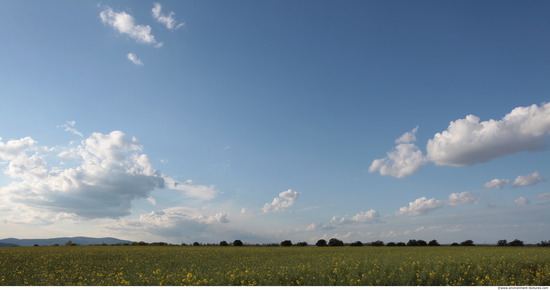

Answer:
[0,246,548,286]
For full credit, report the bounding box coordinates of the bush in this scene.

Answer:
[386,242,396,247]
[296,242,308,247]
[316,239,327,247]
[328,238,344,247]
[538,240,550,247]
[219,241,229,246]
[280,240,293,247]
[233,240,244,247]
[396,242,406,247]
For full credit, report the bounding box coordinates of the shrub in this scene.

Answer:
[316,239,327,247]
[219,241,229,247]
[296,242,308,247]
[233,240,244,247]
[386,242,397,247]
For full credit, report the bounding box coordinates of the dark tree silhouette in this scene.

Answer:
[508,239,524,246]
[316,239,327,247]
[451,242,460,246]
[296,242,308,247]
[350,241,363,247]
[192,242,200,246]
[396,242,406,246]
[233,240,244,246]
[328,238,344,247]
[428,240,440,246]
[280,240,293,247]
[460,240,475,246]
[386,242,397,247]
[497,240,508,246]
[219,241,229,246]
[371,240,384,246]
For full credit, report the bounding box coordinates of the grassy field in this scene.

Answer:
[0,245,548,286]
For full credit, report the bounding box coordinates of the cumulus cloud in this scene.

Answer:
[512,171,545,188]
[515,197,529,205]
[427,103,550,167]
[152,3,184,30]
[484,178,509,189]
[331,209,380,224]
[100,6,162,47]
[447,191,481,206]
[369,127,427,178]
[396,197,445,216]
[0,130,218,220]
[127,53,143,65]
[262,189,300,213]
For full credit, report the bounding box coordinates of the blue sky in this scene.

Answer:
[0,0,549,244]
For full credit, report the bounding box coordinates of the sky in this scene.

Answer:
[0,0,549,245]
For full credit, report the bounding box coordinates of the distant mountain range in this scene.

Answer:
[0,237,133,247]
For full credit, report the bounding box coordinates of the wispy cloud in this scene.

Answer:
[127,53,143,65]
[58,121,83,137]
[100,6,162,47]
[152,3,184,30]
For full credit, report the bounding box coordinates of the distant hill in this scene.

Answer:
[0,237,133,247]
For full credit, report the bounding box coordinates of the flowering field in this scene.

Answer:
[0,246,548,286]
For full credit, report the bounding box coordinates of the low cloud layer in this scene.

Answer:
[370,103,550,178]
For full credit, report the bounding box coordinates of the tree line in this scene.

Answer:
[35,238,550,247]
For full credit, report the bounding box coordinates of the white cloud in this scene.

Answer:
[0,130,218,220]
[331,209,380,224]
[396,197,445,216]
[537,193,550,200]
[127,53,143,65]
[369,127,427,178]
[152,3,184,30]
[484,178,509,189]
[166,178,219,200]
[100,6,162,47]
[395,126,419,144]
[427,103,550,167]
[515,197,529,205]
[447,191,481,206]
[262,189,300,213]
[512,171,545,188]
